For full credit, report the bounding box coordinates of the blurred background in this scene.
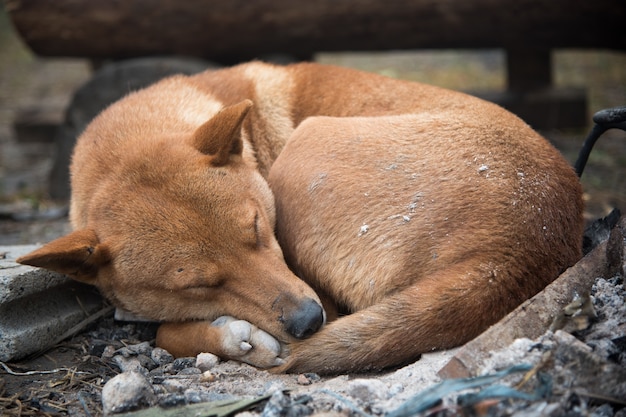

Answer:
[0,2,625,244]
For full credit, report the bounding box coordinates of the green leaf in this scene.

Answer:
[116,394,271,417]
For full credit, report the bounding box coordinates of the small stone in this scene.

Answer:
[184,389,203,404]
[160,378,186,393]
[177,367,201,376]
[158,394,186,408]
[261,391,312,417]
[136,354,158,371]
[172,357,196,370]
[113,356,147,375]
[148,367,165,380]
[196,352,220,372]
[151,347,174,366]
[303,373,321,382]
[200,370,216,383]
[101,371,156,415]
[261,390,290,417]
[127,341,153,356]
[296,374,312,385]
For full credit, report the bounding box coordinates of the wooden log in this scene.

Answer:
[438,215,626,379]
[7,0,626,62]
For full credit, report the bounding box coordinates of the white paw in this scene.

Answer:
[211,316,285,368]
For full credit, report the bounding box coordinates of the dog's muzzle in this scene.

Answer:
[285,298,325,339]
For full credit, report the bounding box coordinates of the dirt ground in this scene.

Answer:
[1,5,625,417]
[1,268,623,417]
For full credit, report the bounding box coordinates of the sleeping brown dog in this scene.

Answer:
[18,62,583,374]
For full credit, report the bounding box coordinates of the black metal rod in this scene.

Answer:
[574,124,608,177]
[574,106,626,178]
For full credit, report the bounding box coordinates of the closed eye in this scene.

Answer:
[181,283,214,290]
[254,212,262,248]
[174,267,222,290]
[253,211,272,249]
[180,278,222,294]
[181,285,218,300]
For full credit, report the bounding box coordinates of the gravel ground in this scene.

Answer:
[1,269,624,416]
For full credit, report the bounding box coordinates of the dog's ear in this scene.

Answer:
[192,100,253,166]
[16,229,110,283]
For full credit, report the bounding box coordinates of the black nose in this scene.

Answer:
[285,298,324,339]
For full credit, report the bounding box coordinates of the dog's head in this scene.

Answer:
[17,99,324,342]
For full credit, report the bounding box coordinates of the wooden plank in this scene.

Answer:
[7,0,626,61]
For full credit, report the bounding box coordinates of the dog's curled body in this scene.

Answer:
[270,112,582,372]
[17,62,583,374]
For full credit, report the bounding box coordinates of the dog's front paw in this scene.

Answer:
[211,316,284,368]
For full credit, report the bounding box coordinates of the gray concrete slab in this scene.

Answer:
[1,245,69,304]
[0,245,104,361]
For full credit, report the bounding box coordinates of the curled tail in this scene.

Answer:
[275,260,544,374]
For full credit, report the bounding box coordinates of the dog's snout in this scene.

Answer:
[285,298,324,339]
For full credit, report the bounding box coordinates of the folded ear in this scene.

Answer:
[191,100,253,166]
[16,229,111,283]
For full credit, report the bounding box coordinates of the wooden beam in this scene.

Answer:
[7,0,626,61]
[507,49,552,92]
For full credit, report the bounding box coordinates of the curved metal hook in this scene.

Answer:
[575,106,626,177]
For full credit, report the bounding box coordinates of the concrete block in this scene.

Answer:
[0,245,104,362]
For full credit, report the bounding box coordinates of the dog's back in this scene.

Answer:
[270,107,583,372]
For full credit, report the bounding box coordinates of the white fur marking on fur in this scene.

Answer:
[242,64,295,146]
[177,92,223,127]
[150,79,224,130]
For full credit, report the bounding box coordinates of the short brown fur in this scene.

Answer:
[17,62,583,374]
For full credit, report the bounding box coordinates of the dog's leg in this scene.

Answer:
[156,317,285,368]
[275,259,529,374]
